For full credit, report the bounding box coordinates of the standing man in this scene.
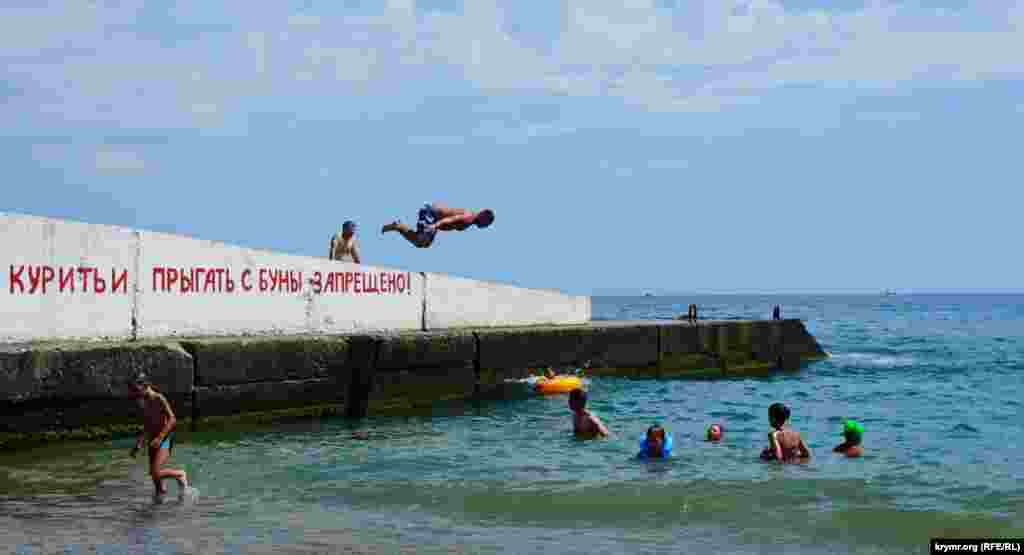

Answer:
[329,221,361,263]
[382,202,494,248]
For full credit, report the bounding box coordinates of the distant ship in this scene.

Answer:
[882,289,897,296]
[642,291,655,297]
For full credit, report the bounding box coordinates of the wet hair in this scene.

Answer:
[569,388,587,407]
[475,209,494,228]
[768,403,790,427]
[131,372,159,393]
[647,424,665,441]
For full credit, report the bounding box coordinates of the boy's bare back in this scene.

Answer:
[142,393,175,438]
[574,410,609,438]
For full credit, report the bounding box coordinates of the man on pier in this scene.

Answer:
[382,202,494,248]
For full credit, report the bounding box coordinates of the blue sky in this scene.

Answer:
[3,1,1023,295]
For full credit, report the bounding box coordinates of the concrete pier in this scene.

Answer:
[0,319,826,450]
[1,212,828,450]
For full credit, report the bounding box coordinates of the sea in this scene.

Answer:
[1,294,1021,554]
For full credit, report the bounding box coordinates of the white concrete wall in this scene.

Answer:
[0,213,138,342]
[136,230,423,338]
[1,212,591,341]
[423,272,591,330]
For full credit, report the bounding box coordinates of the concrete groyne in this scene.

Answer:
[0,319,827,450]
[1,213,828,450]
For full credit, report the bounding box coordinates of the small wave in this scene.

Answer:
[828,352,916,369]
[949,423,981,434]
[707,411,757,422]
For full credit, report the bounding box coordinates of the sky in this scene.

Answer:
[3,0,1023,296]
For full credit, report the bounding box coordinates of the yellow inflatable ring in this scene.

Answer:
[533,376,583,394]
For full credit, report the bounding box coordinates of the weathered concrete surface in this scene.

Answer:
[136,230,423,338]
[423,273,590,330]
[363,331,477,414]
[0,341,193,448]
[194,378,343,419]
[2,212,590,342]
[0,341,192,403]
[657,319,824,377]
[181,336,351,387]
[0,213,138,342]
[476,323,660,389]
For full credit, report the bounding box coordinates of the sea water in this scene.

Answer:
[1,294,1021,554]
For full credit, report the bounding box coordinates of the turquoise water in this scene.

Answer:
[1,295,1022,554]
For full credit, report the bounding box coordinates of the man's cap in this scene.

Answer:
[343,220,357,231]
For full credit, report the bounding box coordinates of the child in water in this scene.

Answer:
[128,374,189,495]
[568,388,609,438]
[760,403,811,462]
[706,423,723,442]
[638,424,672,459]
[833,419,865,458]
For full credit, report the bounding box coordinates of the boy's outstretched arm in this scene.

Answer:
[131,428,145,457]
[591,413,610,437]
[798,438,811,458]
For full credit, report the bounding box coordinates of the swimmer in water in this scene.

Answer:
[568,388,609,438]
[833,419,865,458]
[760,403,811,462]
[707,423,723,442]
[128,374,188,496]
[638,424,670,459]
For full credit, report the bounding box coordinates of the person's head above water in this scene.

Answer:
[474,209,495,228]
[842,419,864,446]
[568,388,587,412]
[707,423,723,442]
[768,403,791,430]
[646,424,666,452]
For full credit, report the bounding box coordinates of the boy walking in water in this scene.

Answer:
[382,202,494,248]
[128,374,188,496]
[568,388,609,438]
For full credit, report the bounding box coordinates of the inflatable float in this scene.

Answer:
[504,370,587,396]
[532,375,584,394]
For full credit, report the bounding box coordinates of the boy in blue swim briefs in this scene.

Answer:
[382,202,495,248]
[128,374,188,495]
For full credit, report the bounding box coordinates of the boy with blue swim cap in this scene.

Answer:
[833,419,865,458]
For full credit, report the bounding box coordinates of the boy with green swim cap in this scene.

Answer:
[833,419,865,458]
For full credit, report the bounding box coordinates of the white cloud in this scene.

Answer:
[94,150,147,173]
[2,0,1023,134]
